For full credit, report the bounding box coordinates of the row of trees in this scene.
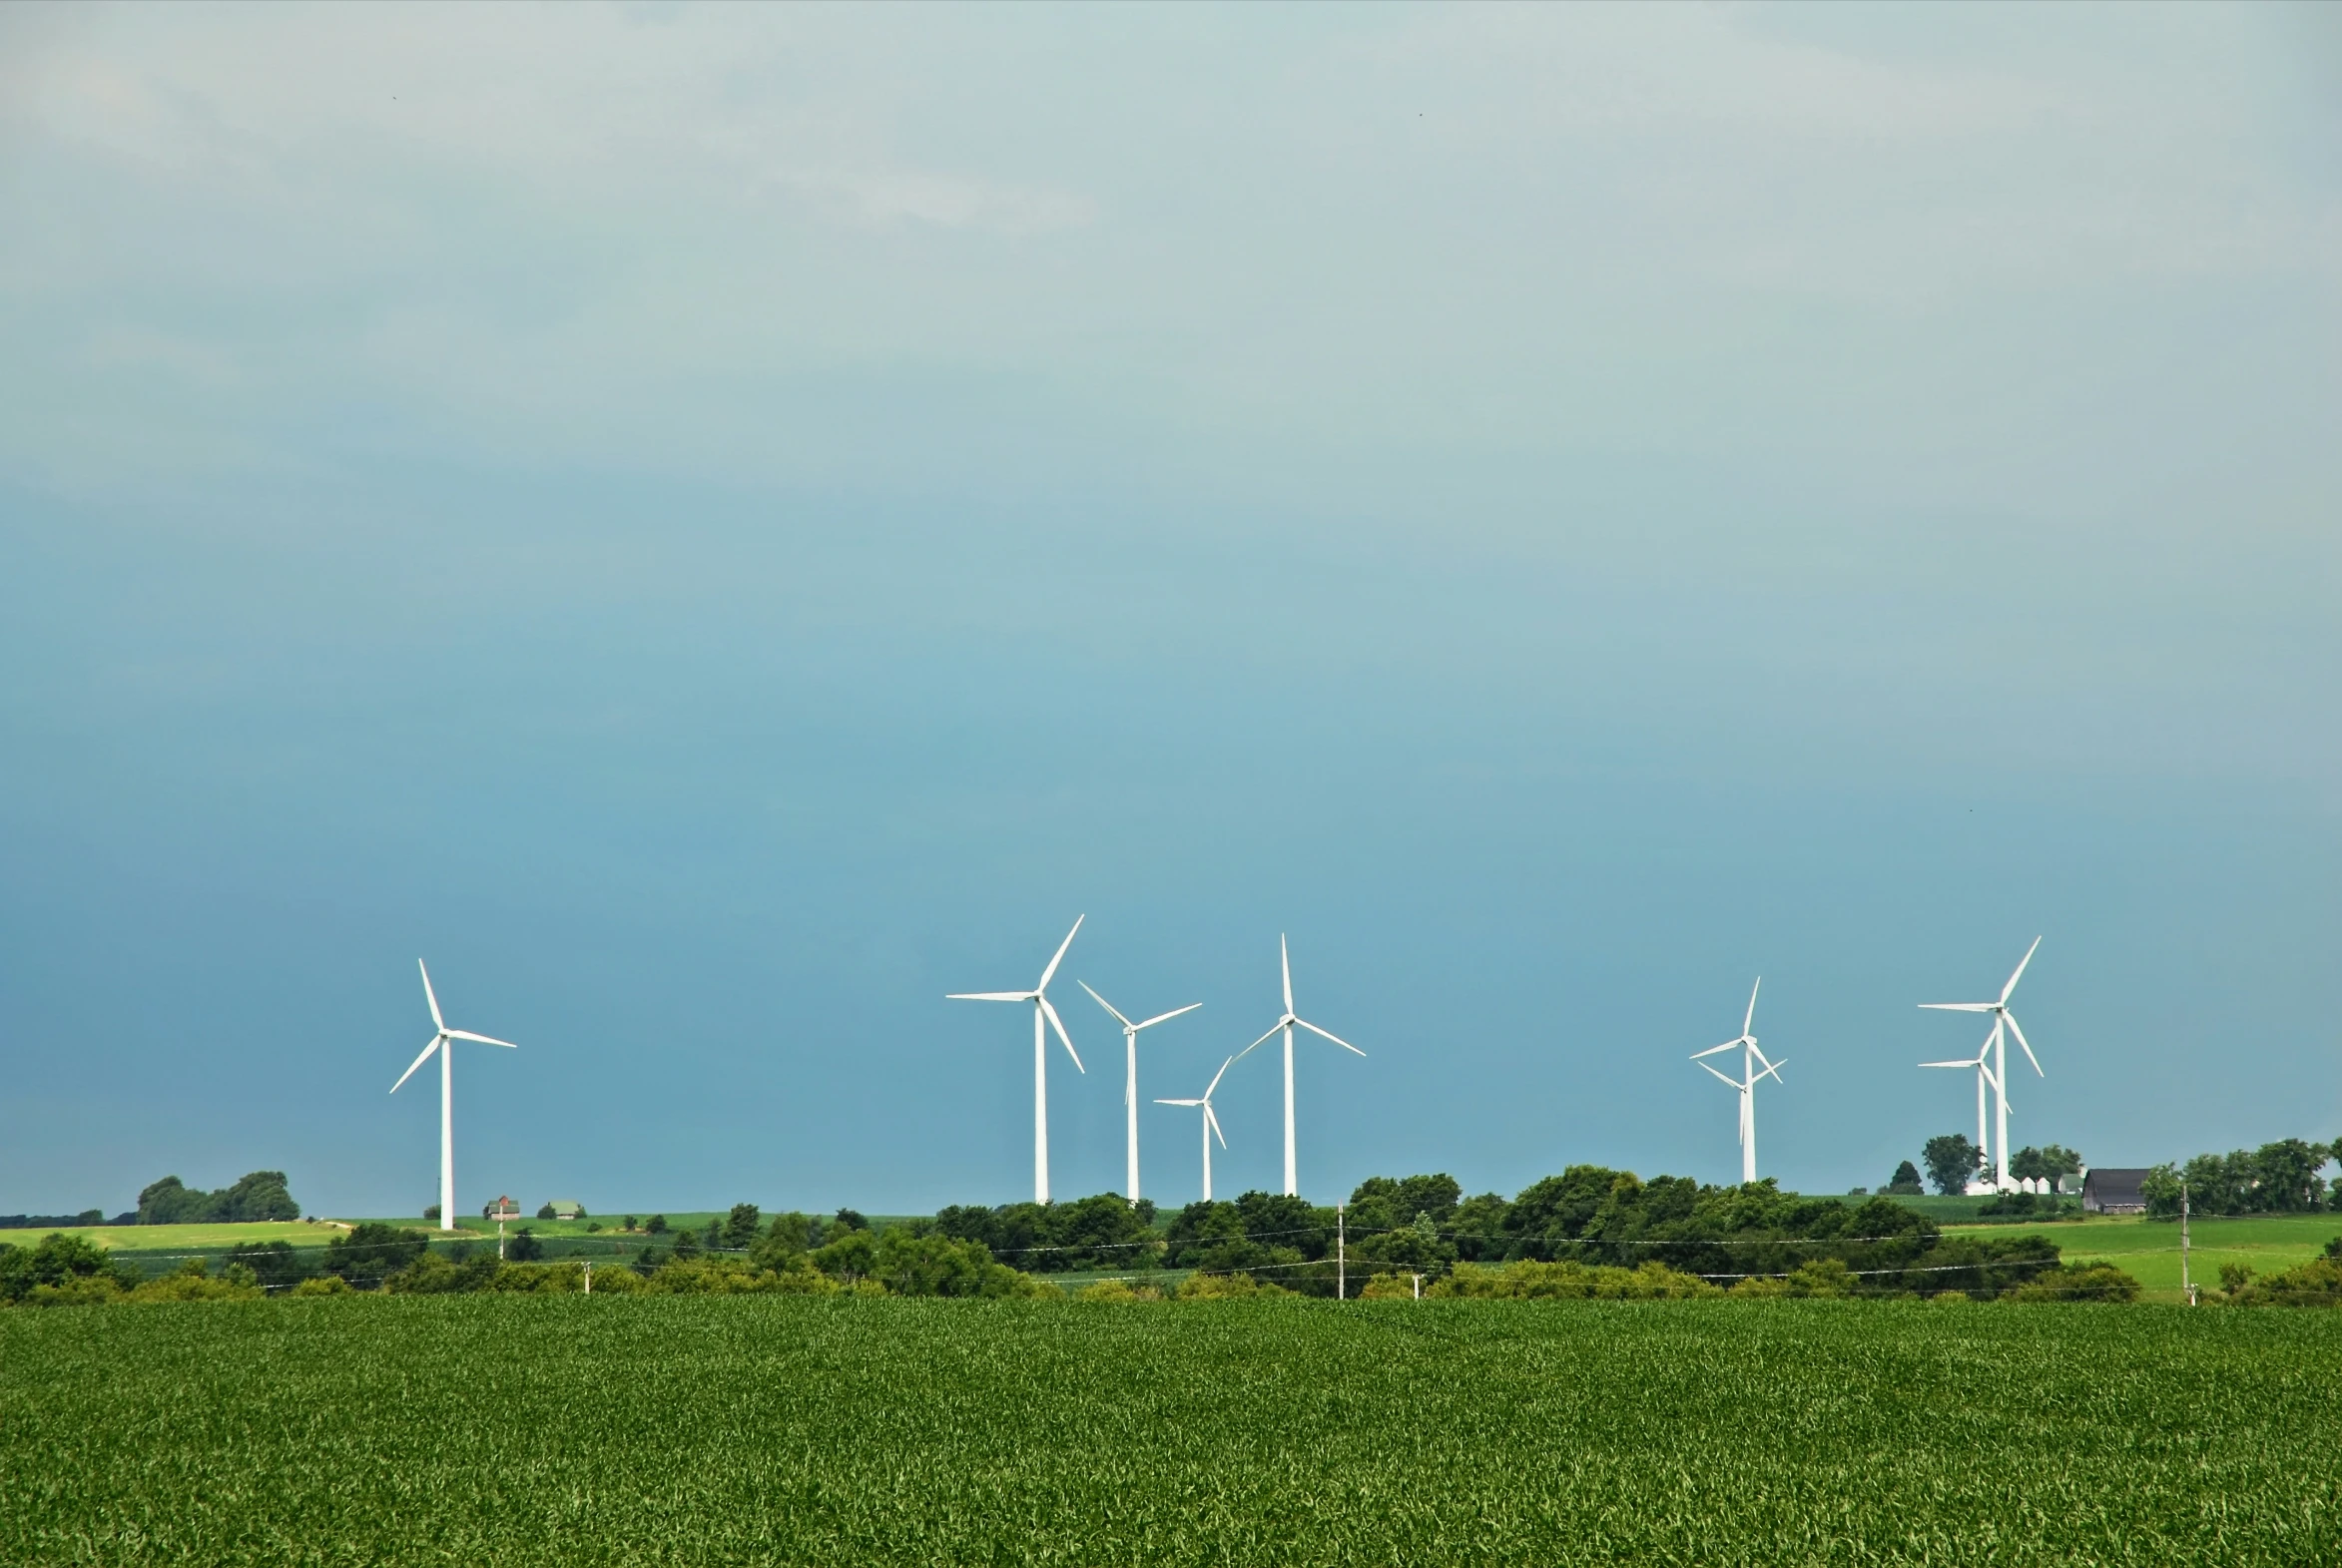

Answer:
[2141,1139,2337,1217]
[920,1169,2069,1298]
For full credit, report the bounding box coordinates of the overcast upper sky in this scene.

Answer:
[3,3,2338,1219]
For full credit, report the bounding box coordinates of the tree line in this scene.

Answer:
[943,1168,2083,1299]
[1,1170,301,1230]
[2141,1138,2337,1217]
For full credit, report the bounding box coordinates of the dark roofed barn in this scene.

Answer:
[2081,1168,2152,1215]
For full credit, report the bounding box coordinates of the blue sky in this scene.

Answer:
[2,3,2337,1219]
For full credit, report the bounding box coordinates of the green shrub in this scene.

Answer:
[1434,1260,1719,1301]
[0,1233,138,1305]
[2007,1264,2140,1303]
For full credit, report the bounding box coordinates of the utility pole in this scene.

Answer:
[2180,1180,2194,1307]
[1337,1204,1346,1301]
[582,1261,593,1296]
[1411,1273,1422,1301]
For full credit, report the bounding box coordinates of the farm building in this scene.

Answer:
[2081,1168,2152,1214]
[548,1200,584,1220]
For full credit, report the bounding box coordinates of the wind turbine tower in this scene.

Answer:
[1920,937,2046,1192]
[1156,1056,1237,1202]
[947,916,1087,1204]
[1919,1027,2001,1189]
[390,960,520,1232]
[1079,982,1200,1205]
[1689,978,1783,1185]
[1235,935,1363,1198]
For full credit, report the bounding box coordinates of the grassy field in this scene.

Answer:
[6,1297,2340,1564]
[0,1220,349,1253]
[2001,1213,2342,1302]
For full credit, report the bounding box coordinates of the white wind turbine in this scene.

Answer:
[1156,1055,1237,1203]
[1688,978,1783,1186]
[947,916,1086,1204]
[1920,936,2045,1192]
[1234,935,1363,1198]
[1079,982,1201,1205]
[1918,1025,2001,1192]
[389,960,519,1232]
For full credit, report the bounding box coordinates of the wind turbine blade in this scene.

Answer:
[1747,1043,1779,1075]
[2001,935,2043,1004]
[446,1029,518,1049]
[1205,1054,1237,1099]
[946,991,1034,1002]
[1205,1103,1227,1148]
[1155,1097,1202,1107]
[1919,1002,1994,1012]
[1134,1002,1203,1031]
[1755,1058,1786,1085]
[1040,994,1083,1073]
[2004,1011,2045,1076]
[418,959,444,1031]
[1918,1059,1980,1069]
[1281,933,1294,1015]
[390,1035,441,1094]
[1691,1039,1743,1060]
[1294,1017,1364,1057]
[1743,977,1760,1037]
[1696,1061,1740,1089]
[1077,980,1134,1029]
[1037,915,1084,992]
[1234,1023,1283,1060]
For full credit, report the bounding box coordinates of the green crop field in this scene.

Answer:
[2004,1213,2342,1302]
[6,1297,2339,1565]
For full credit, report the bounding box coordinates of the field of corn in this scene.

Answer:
[6,1295,2338,1565]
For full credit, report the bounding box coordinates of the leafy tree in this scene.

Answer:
[623,1216,637,1232]
[669,1226,701,1261]
[1355,1210,1456,1282]
[225,1240,310,1290]
[1164,1201,1277,1273]
[423,1204,441,1223]
[833,1208,870,1234]
[2250,1140,2329,1212]
[721,1204,763,1250]
[385,1251,501,1294]
[812,1227,880,1285]
[536,1203,557,1221]
[869,1230,1041,1298]
[1922,1135,1984,1196]
[645,1214,668,1234]
[752,1212,820,1269]
[1449,1193,1513,1261]
[1884,1161,1926,1196]
[2010,1145,2082,1188]
[2141,1164,2183,1218]
[323,1223,428,1288]
[506,1227,545,1263]
[134,1171,298,1224]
